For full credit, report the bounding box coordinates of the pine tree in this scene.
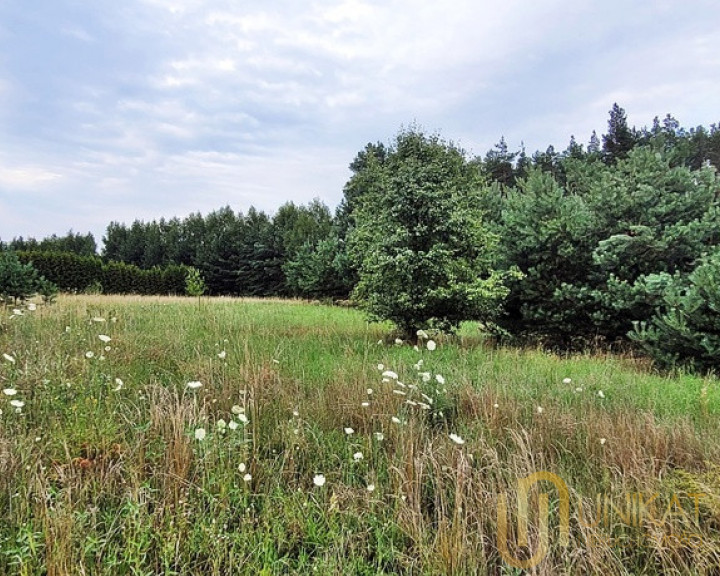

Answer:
[602,103,636,162]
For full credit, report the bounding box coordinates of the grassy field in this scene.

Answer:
[0,295,719,575]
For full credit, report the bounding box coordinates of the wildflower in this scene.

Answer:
[243,473,252,482]
[98,334,111,343]
[194,428,206,441]
[3,353,15,364]
[391,416,402,424]
[3,388,17,396]
[600,438,607,446]
[449,433,465,445]
[292,409,300,417]
[237,413,249,424]
[228,420,239,430]
[537,406,544,414]
[104,346,111,352]
[353,451,363,462]
[374,432,385,441]
[416,329,428,340]
[382,370,398,380]
[65,326,71,333]
[395,381,406,388]
[435,374,445,385]
[393,390,406,396]
[563,377,572,385]
[413,360,424,370]
[597,390,605,399]
[216,419,227,430]
[186,381,203,389]
[92,317,106,323]
[27,303,37,311]
[361,402,370,408]
[344,427,354,435]
[113,378,124,391]
[394,338,403,345]
[238,463,247,473]
[575,387,583,393]
[12,309,23,316]
[231,405,244,415]
[426,340,436,351]
[366,388,373,395]
[313,474,326,487]
[218,350,226,360]
[367,483,376,492]
[10,400,25,410]
[377,363,384,371]
[85,351,94,359]
[420,372,431,382]
[493,403,499,409]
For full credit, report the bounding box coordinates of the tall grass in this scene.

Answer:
[0,295,718,575]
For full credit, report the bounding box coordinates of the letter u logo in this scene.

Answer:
[497,471,570,569]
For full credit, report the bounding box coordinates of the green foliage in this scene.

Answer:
[630,250,720,372]
[283,236,356,300]
[37,277,59,304]
[497,147,720,347]
[349,127,515,337]
[496,168,597,341]
[185,267,207,297]
[0,251,39,303]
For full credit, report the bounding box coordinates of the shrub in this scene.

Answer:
[630,250,720,373]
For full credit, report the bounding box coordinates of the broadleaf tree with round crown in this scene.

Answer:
[348,126,518,339]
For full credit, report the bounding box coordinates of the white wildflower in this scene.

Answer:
[186,381,203,389]
[228,420,239,430]
[2,388,17,396]
[449,433,465,445]
[435,374,445,385]
[426,340,437,351]
[313,474,326,487]
[3,353,16,364]
[344,427,354,435]
[597,390,605,399]
[218,350,227,360]
[563,377,572,385]
[382,370,398,380]
[194,428,206,441]
[416,329,428,340]
[98,334,111,343]
[353,451,363,462]
[243,473,252,482]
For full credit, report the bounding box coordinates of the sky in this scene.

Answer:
[1,0,719,246]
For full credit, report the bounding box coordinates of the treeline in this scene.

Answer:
[3,104,720,371]
[100,201,355,298]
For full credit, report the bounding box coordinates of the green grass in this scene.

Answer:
[0,295,719,575]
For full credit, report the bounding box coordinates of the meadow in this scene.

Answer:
[0,295,719,575]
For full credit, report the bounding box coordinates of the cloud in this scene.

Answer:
[0,0,719,243]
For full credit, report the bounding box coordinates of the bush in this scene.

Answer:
[0,251,39,304]
[630,250,720,373]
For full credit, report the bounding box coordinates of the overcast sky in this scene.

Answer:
[1,0,719,244]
